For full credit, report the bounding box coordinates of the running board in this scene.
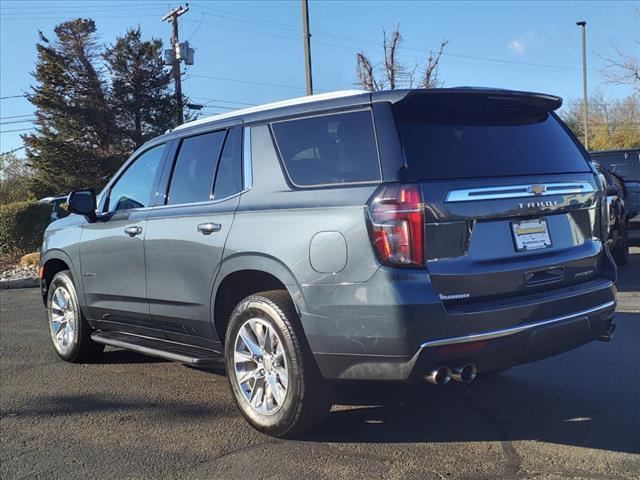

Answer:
[91,331,223,366]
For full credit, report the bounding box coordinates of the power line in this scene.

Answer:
[1,14,160,22]
[192,3,300,33]
[0,145,26,156]
[188,73,322,92]
[190,5,583,73]
[190,97,257,106]
[200,105,241,111]
[0,118,35,126]
[0,127,36,134]
[0,114,35,120]
[0,95,27,100]
[0,1,161,10]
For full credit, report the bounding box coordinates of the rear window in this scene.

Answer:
[393,96,591,180]
[167,130,226,205]
[271,110,381,186]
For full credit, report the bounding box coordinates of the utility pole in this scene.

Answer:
[163,4,189,125]
[301,0,313,95]
[576,21,588,150]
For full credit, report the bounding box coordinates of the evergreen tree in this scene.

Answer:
[23,19,121,197]
[104,28,175,151]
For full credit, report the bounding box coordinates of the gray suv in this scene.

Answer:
[40,88,617,437]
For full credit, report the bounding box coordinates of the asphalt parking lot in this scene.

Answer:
[1,250,639,480]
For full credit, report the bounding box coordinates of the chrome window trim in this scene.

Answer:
[420,299,615,349]
[445,181,595,203]
[149,125,251,211]
[243,126,253,190]
[148,188,248,211]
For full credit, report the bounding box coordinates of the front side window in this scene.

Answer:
[167,130,226,205]
[272,110,381,187]
[107,144,165,212]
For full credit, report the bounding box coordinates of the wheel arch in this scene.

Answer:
[211,253,307,345]
[40,249,81,306]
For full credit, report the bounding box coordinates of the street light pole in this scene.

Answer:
[301,0,313,95]
[576,21,588,150]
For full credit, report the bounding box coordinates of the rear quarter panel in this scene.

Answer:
[220,124,381,329]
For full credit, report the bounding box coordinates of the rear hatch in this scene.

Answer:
[393,90,605,305]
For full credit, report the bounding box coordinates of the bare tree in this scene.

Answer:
[355,25,447,91]
[422,39,448,88]
[601,44,640,90]
[560,92,640,150]
[600,9,639,90]
[356,52,380,92]
[383,25,404,90]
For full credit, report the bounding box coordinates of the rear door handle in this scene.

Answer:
[124,226,143,237]
[197,223,222,235]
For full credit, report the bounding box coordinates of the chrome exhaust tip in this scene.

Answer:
[424,366,452,385]
[451,364,477,384]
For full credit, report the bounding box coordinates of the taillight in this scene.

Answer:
[367,183,424,266]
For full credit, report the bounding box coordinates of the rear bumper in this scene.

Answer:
[301,271,617,381]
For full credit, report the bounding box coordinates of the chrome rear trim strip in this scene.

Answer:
[420,300,615,349]
[445,182,595,202]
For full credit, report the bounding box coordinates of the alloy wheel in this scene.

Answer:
[233,318,289,415]
[49,286,77,355]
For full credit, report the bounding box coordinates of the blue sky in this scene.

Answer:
[1,0,637,154]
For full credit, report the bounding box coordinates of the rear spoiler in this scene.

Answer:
[374,87,563,111]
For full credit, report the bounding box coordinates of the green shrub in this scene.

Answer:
[0,201,51,255]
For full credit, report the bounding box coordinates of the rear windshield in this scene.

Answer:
[393,95,591,180]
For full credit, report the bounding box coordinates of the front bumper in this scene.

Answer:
[301,271,617,381]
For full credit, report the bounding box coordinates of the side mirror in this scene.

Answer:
[67,189,97,222]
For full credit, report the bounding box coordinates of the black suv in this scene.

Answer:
[591,148,640,227]
[40,88,617,437]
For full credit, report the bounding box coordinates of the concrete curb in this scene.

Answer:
[0,277,39,290]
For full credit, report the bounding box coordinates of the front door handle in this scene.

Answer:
[197,223,221,235]
[124,226,143,237]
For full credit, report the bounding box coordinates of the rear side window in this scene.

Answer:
[272,110,381,186]
[167,130,226,205]
[213,126,243,199]
[393,96,591,180]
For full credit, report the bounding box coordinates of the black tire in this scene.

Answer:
[47,270,104,362]
[225,290,331,438]
[612,227,629,265]
[608,173,629,265]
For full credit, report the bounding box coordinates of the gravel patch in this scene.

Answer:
[1,265,38,281]
[0,265,39,289]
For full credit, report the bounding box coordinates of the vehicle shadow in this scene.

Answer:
[303,313,640,455]
[304,373,638,454]
[8,393,235,421]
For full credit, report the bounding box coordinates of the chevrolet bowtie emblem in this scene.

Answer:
[529,184,547,196]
